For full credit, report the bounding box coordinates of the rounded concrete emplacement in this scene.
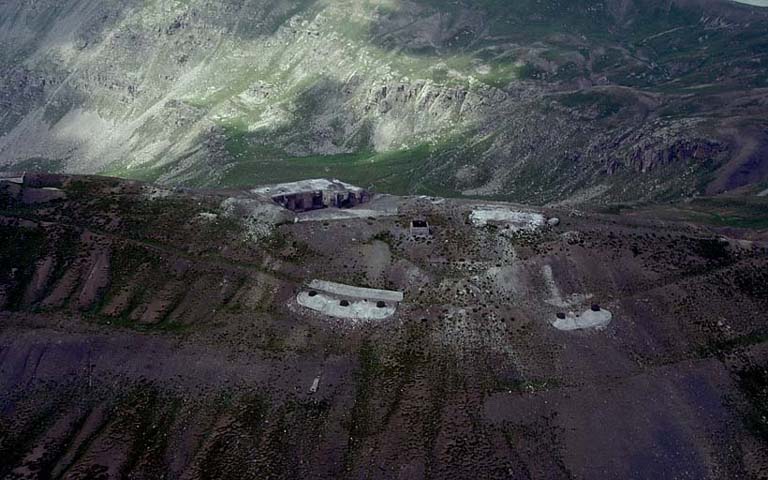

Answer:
[553,308,612,331]
[297,291,397,321]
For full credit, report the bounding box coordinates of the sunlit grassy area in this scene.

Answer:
[219,145,451,195]
[633,197,768,230]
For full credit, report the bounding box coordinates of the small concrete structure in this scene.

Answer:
[253,179,370,213]
[297,280,404,322]
[553,307,612,331]
[409,219,431,237]
[470,207,546,231]
[309,376,320,394]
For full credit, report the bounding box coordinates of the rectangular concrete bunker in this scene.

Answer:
[298,280,404,321]
[253,179,370,213]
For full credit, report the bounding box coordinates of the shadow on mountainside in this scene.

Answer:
[365,0,768,92]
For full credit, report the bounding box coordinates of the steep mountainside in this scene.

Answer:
[1,0,768,204]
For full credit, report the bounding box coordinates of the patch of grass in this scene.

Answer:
[0,225,48,310]
[514,63,546,80]
[735,365,768,441]
[48,228,82,288]
[694,237,731,263]
[734,267,768,299]
[220,144,437,195]
[705,332,768,357]
[0,402,60,476]
[346,324,429,469]
[623,194,768,229]
[668,197,768,230]
[89,244,191,333]
[348,340,383,441]
[118,383,182,478]
[198,392,329,479]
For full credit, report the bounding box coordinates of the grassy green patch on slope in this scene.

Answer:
[220,144,442,195]
[556,91,624,117]
[626,196,768,229]
[736,365,768,441]
[672,197,768,229]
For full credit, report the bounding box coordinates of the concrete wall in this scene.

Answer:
[273,189,369,212]
[308,280,403,302]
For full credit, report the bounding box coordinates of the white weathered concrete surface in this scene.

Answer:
[308,280,404,302]
[0,172,25,184]
[252,178,363,196]
[470,207,545,230]
[297,291,397,321]
[732,0,768,6]
[553,309,613,331]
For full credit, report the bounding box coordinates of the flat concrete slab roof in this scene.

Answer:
[297,291,397,321]
[469,207,545,230]
[554,308,612,331]
[0,172,25,184]
[308,280,404,303]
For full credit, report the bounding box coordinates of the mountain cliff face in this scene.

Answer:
[1,0,767,203]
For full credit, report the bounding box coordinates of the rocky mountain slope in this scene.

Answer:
[1,174,768,478]
[1,0,767,204]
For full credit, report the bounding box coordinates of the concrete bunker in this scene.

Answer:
[553,306,612,331]
[0,171,25,185]
[253,179,370,213]
[469,207,546,231]
[297,280,404,322]
[409,218,431,237]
